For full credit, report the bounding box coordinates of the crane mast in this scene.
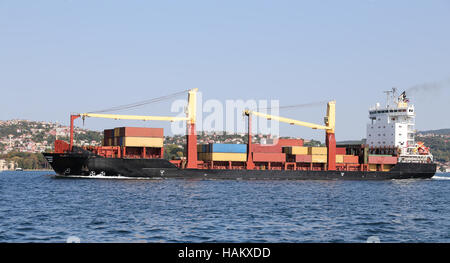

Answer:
[244,101,337,170]
[69,88,199,168]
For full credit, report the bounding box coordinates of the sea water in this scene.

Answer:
[1,171,449,242]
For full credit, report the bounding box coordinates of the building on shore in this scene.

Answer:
[0,159,16,171]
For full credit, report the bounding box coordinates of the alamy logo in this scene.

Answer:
[170,92,280,136]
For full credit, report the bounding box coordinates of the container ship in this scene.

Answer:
[43,88,436,180]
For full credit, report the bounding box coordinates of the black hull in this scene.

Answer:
[42,153,437,180]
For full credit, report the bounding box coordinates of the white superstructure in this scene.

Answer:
[366,88,433,163]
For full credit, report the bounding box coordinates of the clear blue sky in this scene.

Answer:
[1,0,449,141]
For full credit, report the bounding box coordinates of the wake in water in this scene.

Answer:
[55,173,163,180]
[432,175,450,180]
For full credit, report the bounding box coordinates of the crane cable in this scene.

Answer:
[250,100,330,111]
[87,89,190,114]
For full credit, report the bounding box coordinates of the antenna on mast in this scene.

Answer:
[383,89,392,107]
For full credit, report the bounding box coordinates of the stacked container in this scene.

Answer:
[252,139,302,162]
[198,143,247,162]
[112,127,164,147]
[283,146,328,163]
[103,129,114,146]
[367,154,398,171]
[342,155,359,164]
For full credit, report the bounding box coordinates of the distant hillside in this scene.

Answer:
[0,120,102,154]
[416,132,449,164]
[1,120,448,169]
[417,129,450,135]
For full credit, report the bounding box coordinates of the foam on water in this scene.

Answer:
[57,174,163,180]
[432,175,450,180]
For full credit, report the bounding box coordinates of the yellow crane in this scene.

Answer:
[244,101,337,170]
[69,88,199,168]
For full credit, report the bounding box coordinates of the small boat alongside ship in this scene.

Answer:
[43,88,436,180]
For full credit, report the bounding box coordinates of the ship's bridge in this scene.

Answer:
[369,105,415,121]
[366,89,417,153]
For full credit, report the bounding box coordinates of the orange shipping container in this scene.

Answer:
[308,147,327,155]
[368,156,397,164]
[121,137,164,147]
[199,153,247,162]
[117,127,164,137]
[253,144,282,153]
[311,155,327,163]
[276,138,304,147]
[336,147,346,155]
[288,154,312,163]
[253,153,286,162]
[253,139,303,153]
[282,146,308,155]
[343,155,359,164]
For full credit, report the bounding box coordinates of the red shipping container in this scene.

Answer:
[253,153,286,162]
[368,156,397,164]
[277,138,304,147]
[117,127,164,137]
[253,144,282,153]
[252,139,303,153]
[336,147,346,155]
[343,155,359,163]
[287,154,312,163]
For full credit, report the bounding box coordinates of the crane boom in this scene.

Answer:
[244,110,329,130]
[244,100,335,132]
[244,100,336,171]
[79,113,188,122]
[79,88,198,123]
[69,89,199,168]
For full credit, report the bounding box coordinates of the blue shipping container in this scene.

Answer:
[209,143,247,153]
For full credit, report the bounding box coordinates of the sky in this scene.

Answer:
[1,0,450,142]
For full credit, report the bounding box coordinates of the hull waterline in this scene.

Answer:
[43,153,436,180]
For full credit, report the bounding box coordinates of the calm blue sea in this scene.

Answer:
[0,170,449,243]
